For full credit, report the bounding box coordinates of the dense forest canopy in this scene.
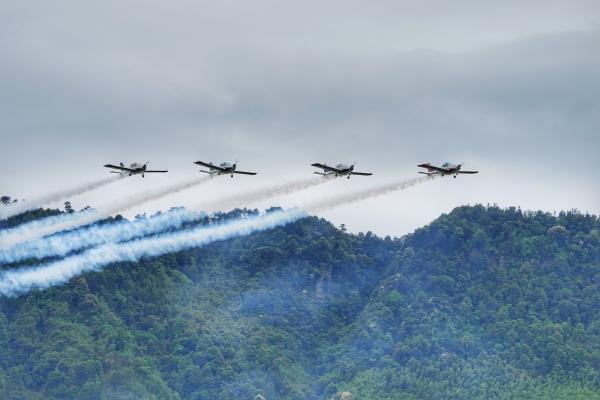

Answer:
[0,203,598,399]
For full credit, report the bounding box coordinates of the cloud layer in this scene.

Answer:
[0,1,598,236]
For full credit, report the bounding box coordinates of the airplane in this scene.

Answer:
[417,162,478,178]
[103,161,168,177]
[311,162,372,179]
[194,160,257,178]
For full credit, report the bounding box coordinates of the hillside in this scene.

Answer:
[0,205,599,399]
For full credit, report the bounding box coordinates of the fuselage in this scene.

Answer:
[111,162,147,176]
[322,164,354,176]
[119,163,146,176]
[430,162,461,176]
[440,162,460,175]
[209,162,236,175]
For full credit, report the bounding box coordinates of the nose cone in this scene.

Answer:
[232,164,237,170]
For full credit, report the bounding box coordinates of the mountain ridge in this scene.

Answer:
[0,204,598,399]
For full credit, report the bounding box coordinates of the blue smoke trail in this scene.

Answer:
[0,208,199,264]
[0,208,307,297]
[0,209,101,250]
[0,175,210,248]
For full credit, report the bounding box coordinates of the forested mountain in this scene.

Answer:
[0,204,599,399]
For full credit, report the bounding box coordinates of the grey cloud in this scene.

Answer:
[0,1,598,235]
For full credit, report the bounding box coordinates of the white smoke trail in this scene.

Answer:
[0,175,121,220]
[0,176,325,261]
[104,175,210,215]
[198,176,332,212]
[0,176,211,248]
[305,175,437,213]
[0,209,101,250]
[0,208,307,296]
[0,208,199,263]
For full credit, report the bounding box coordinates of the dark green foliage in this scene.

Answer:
[0,207,63,231]
[0,205,598,399]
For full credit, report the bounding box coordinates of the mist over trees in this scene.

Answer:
[0,204,598,399]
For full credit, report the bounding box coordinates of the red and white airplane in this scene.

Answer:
[417,162,478,178]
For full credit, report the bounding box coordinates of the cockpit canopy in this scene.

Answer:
[441,162,454,168]
[130,163,141,168]
[220,162,229,167]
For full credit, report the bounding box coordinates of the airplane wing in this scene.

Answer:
[194,161,227,172]
[457,170,478,174]
[144,170,168,173]
[417,164,448,173]
[232,170,257,175]
[104,164,137,172]
[350,172,372,176]
[311,163,345,174]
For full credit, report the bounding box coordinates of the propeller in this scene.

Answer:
[350,161,357,171]
[233,159,238,169]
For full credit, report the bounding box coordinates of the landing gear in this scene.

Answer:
[129,173,131,176]
[142,173,145,178]
[454,175,456,179]
[231,175,233,178]
[347,176,350,179]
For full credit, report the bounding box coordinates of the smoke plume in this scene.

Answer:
[198,176,332,212]
[0,208,199,263]
[0,176,211,248]
[0,209,101,250]
[305,175,436,213]
[0,208,307,296]
[0,175,121,219]
[104,175,210,215]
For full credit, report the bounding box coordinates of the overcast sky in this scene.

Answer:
[1,0,599,237]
